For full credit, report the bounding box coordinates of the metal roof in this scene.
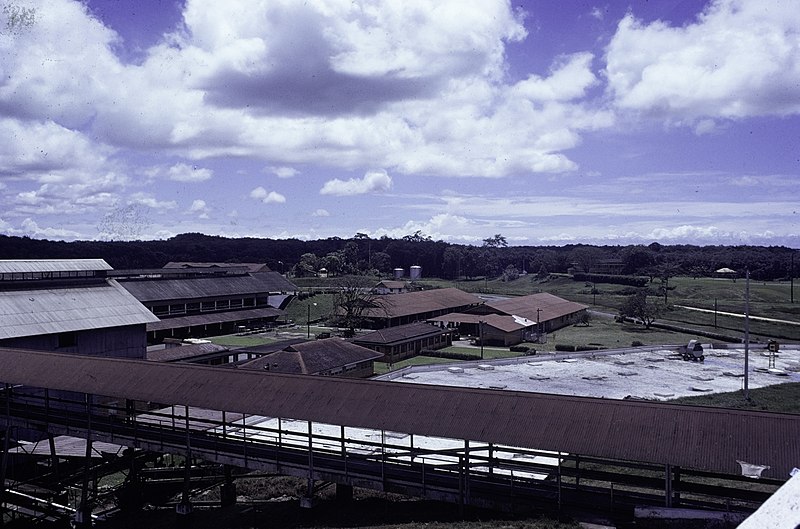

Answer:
[0,347,796,478]
[147,342,230,362]
[353,322,450,346]
[239,338,383,374]
[0,259,111,274]
[120,275,285,303]
[0,279,159,339]
[484,292,587,322]
[164,262,271,273]
[146,307,284,331]
[363,288,483,319]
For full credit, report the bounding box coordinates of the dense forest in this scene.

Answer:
[0,232,795,282]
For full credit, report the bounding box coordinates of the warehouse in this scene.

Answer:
[0,259,158,359]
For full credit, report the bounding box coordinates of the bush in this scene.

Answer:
[575,345,602,352]
[555,344,576,352]
[420,349,479,361]
[509,345,530,353]
[631,340,645,347]
[573,272,648,287]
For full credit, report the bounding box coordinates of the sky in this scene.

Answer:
[0,0,798,247]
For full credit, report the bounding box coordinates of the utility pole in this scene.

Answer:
[791,251,795,304]
[479,321,484,359]
[744,268,751,401]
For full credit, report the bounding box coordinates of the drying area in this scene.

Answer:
[377,345,800,400]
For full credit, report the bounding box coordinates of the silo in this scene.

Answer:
[410,265,422,280]
[393,267,404,279]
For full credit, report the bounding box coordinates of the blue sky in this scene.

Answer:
[0,0,798,246]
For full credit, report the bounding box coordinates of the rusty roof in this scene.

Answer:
[238,338,382,374]
[484,292,587,322]
[353,322,449,346]
[0,347,797,479]
[0,279,159,339]
[363,288,482,319]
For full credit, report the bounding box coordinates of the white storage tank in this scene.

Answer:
[410,265,422,280]
[393,267,404,279]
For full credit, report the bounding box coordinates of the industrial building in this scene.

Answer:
[113,264,298,343]
[237,338,383,377]
[0,259,158,359]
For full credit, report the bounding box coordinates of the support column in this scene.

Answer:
[74,394,93,528]
[176,405,193,517]
[220,465,236,507]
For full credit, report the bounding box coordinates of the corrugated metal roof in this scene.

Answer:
[0,347,796,479]
[354,322,449,346]
[146,307,284,331]
[147,342,230,362]
[0,259,111,274]
[363,288,483,319]
[120,275,284,303]
[0,279,159,339]
[164,262,271,273]
[485,292,587,322]
[239,338,382,374]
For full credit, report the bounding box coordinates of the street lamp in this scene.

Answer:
[479,321,484,359]
[536,308,542,343]
[307,302,317,338]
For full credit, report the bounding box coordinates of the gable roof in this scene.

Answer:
[164,262,271,273]
[0,259,111,274]
[428,313,529,333]
[353,322,449,346]
[362,287,482,319]
[238,338,382,375]
[0,279,159,339]
[485,292,586,322]
[147,342,230,362]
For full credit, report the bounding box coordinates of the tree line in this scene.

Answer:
[0,233,795,281]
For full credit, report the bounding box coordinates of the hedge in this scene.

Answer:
[573,273,649,287]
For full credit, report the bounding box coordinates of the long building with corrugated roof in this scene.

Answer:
[0,259,158,359]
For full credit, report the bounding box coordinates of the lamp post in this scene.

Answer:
[307,302,317,339]
[536,308,542,343]
[479,321,484,359]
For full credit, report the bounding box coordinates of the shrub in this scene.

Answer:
[555,344,576,352]
[631,340,645,347]
[509,345,530,353]
[420,349,479,361]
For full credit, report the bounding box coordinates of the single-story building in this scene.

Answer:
[237,338,382,378]
[373,280,410,295]
[358,287,483,328]
[353,322,453,363]
[429,292,587,346]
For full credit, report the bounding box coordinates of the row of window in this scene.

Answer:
[1,270,101,281]
[150,297,261,316]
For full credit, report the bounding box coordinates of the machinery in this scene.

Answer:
[680,339,705,362]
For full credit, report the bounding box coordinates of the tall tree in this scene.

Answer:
[482,234,508,248]
[619,291,661,329]
[332,275,385,336]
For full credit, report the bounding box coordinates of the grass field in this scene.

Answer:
[670,381,800,413]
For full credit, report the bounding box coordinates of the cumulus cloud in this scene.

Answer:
[267,166,300,178]
[168,162,213,182]
[187,199,211,218]
[250,187,286,204]
[312,209,330,217]
[19,218,82,239]
[605,0,800,122]
[320,169,393,196]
